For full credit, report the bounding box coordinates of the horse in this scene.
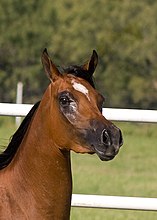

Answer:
[0,49,123,220]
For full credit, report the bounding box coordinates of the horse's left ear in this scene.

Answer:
[41,48,62,81]
[82,50,98,75]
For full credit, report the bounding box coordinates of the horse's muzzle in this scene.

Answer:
[83,119,123,161]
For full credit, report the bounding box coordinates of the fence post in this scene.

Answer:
[15,82,23,127]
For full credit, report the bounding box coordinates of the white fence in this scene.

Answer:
[1,103,157,123]
[72,194,157,211]
[0,102,157,211]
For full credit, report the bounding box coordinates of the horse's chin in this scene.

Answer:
[91,146,116,161]
[97,153,115,161]
[87,148,115,161]
[71,144,116,161]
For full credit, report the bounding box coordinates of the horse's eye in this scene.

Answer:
[59,96,71,107]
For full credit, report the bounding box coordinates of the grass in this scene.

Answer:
[0,117,157,219]
[0,117,16,150]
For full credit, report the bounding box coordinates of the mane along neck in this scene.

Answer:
[0,101,40,170]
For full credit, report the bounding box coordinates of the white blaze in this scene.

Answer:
[72,80,90,101]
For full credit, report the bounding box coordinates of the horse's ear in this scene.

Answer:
[82,50,98,75]
[41,48,61,81]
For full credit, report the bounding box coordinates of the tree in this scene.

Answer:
[0,0,157,109]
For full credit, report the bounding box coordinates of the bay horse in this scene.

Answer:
[0,49,123,220]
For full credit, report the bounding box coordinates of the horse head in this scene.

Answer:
[41,49,123,161]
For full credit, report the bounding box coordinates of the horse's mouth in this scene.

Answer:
[91,145,116,161]
[96,153,115,161]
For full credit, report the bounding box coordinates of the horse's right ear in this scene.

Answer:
[41,48,61,82]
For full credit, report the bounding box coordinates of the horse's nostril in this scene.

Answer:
[101,129,111,146]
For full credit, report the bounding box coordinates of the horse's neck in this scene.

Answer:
[5,98,72,219]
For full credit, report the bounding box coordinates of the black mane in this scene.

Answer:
[0,101,40,170]
[63,65,95,88]
[0,66,95,170]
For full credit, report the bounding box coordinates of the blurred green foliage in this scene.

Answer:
[0,0,157,108]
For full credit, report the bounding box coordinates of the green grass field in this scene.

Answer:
[0,117,157,219]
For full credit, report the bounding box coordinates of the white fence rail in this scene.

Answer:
[0,103,32,117]
[71,194,157,211]
[0,102,157,211]
[0,103,157,123]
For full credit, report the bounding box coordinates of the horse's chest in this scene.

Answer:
[0,187,26,219]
